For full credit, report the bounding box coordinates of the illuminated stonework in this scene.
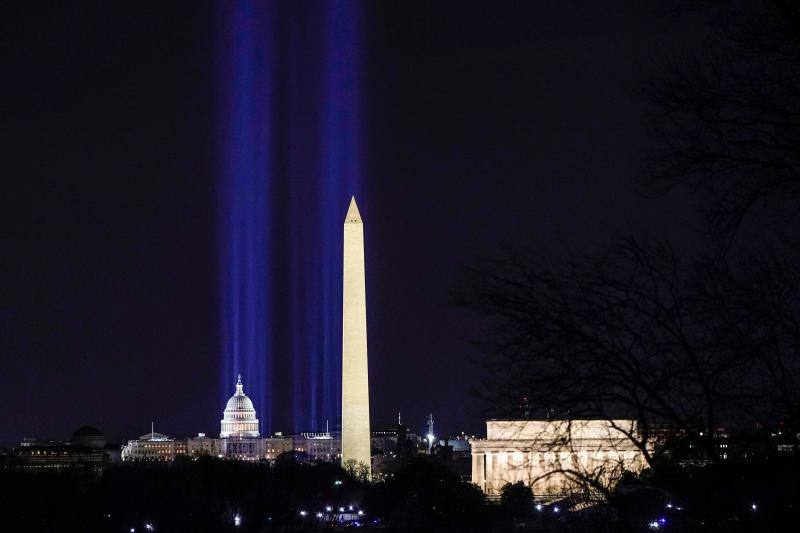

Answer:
[220,375,260,438]
[341,197,371,475]
[471,419,647,496]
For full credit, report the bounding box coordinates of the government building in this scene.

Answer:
[471,419,647,496]
[11,426,113,471]
[122,375,340,463]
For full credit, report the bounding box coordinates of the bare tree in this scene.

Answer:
[698,248,800,441]
[454,238,786,475]
[641,0,800,245]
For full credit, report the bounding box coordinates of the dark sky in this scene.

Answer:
[1,2,704,445]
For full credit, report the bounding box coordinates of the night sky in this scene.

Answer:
[1,2,704,445]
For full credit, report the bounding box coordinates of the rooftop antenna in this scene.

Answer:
[326,419,329,435]
[398,411,402,425]
[151,420,154,438]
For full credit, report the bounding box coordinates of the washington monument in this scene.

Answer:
[341,196,371,475]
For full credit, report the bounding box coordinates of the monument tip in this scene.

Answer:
[345,196,362,224]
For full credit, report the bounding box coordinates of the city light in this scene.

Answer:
[339,507,345,513]
[144,524,154,531]
[751,503,758,511]
[316,512,323,518]
[233,513,241,527]
[535,504,543,511]
[553,506,560,514]
[325,506,333,512]
[334,480,343,486]
[348,505,354,511]
[648,520,660,530]
[358,510,364,516]
[299,510,307,517]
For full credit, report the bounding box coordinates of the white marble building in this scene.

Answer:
[220,375,260,438]
[122,375,341,463]
[471,419,647,496]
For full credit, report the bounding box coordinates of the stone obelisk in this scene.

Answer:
[341,196,371,476]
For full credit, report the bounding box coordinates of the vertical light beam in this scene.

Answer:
[216,1,276,433]
[217,0,364,435]
[319,0,364,433]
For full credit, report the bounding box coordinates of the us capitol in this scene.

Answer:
[121,375,341,463]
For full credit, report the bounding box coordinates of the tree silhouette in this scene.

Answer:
[641,0,800,245]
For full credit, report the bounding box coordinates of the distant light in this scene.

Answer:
[348,505,354,511]
[535,504,543,511]
[553,506,560,513]
[316,512,323,518]
[648,521,660,530]
[233,513,242,527]
[339,507,345,513]
[358,510,364,516]
[751,503,758,511]
[665,503,673,509]
[659,517,667,525]
[325,506,333,512]
[130,529,135,533]
[334,480,343,486]
[144,524,155,531]
[299,510,307,517]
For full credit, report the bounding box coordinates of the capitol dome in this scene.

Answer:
[220,374,260,438]
[70,426,105,449]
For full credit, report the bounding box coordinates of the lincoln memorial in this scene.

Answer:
[471,419,647,496]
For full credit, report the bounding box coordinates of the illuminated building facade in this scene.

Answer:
[11,426,109,471]
[295,432,342,462]
[187,433,219,457]
[471,419,647,496]
[263,436,294,460]
[220,375,260,438]
[121,431,188,461]
[121,378,338,463]
[219,437,265,460]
